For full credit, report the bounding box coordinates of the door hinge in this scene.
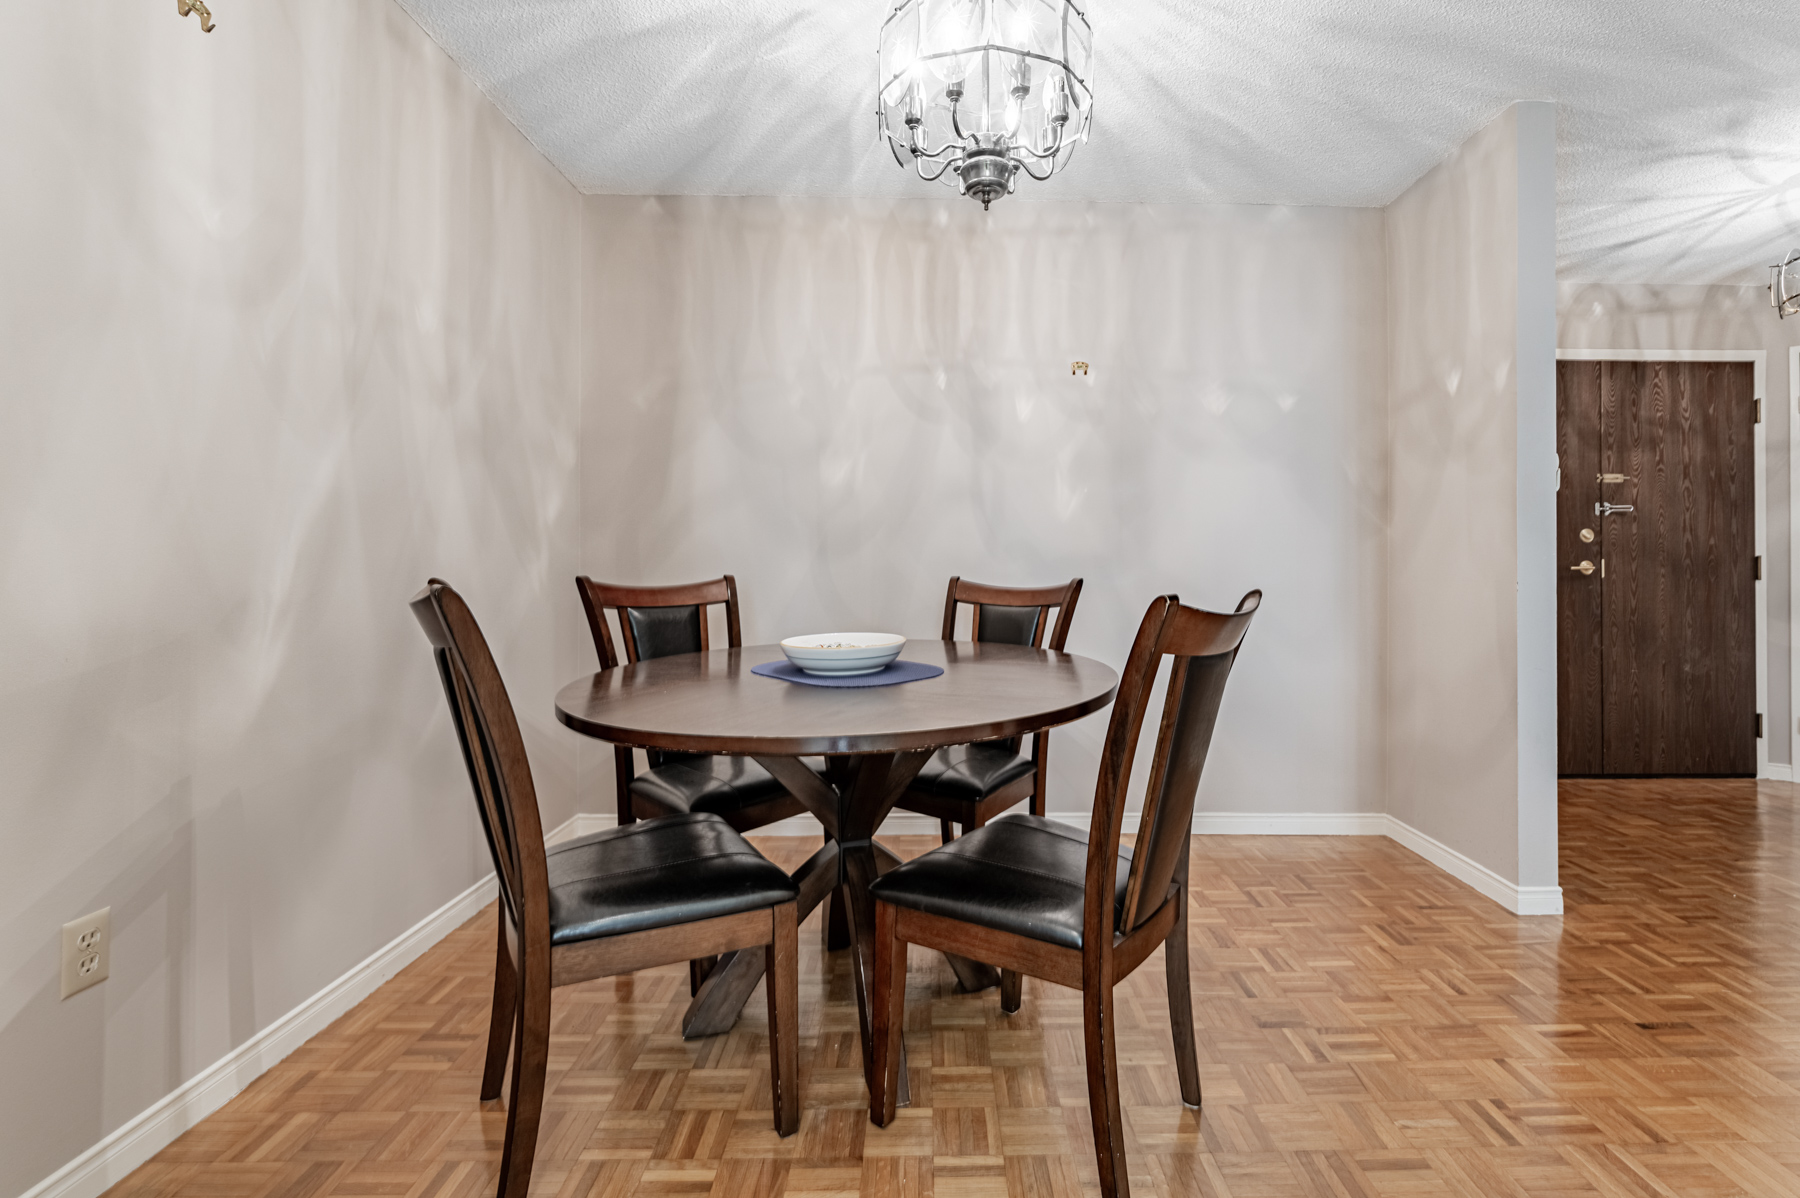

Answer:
[1757,712,1765,739]
[1756,397,1763,424]
[1756,555,1763,580]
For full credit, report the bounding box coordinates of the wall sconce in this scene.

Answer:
[1770,250,1799,318]
[178,0,215,32]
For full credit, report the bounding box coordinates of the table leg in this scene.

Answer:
[827,750,930,1106]
[821,756,857,951]
[682,747,943,1100]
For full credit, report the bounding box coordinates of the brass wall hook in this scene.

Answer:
[178,0,215,32]
[1070,361,1088,376]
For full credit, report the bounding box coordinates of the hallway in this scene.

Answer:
[98,781,1800,1197]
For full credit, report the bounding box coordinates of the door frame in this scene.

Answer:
[1554,349,1769,779]
[1791,346,1799,781]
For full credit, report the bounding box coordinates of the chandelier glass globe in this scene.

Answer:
[877,0,1094,208]
[1772,249,1800,319]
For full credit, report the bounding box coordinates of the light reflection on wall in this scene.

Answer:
[579,194,1390,823]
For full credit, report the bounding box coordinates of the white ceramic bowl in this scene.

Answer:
[779,633,907,676]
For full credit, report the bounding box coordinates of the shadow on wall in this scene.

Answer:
[0,780,212,1151]
[577,195,1391,824]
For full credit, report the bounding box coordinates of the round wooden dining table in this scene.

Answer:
[554,638,1118,1099]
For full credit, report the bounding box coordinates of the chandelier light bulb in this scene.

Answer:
[1009,4,1034,45]
[877,0,1094,209]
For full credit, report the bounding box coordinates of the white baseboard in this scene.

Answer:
[1379,815,1563,915]
[555,812,613,841]
[751,806,1559,916]
[25,801,1560,1197]
[755,811,946,837]
[752,811,1382,837]
[1189,811,1389,836]
[1764,762,1794,782]
[21,814,589,1198]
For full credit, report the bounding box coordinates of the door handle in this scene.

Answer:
[1594,501,1634,516]
[1570,560,1596,575]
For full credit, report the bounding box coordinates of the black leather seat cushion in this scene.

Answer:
[909,743,1035,802]
[868,814,1131,950]
[630,754,797,817]
[546,812,798,945]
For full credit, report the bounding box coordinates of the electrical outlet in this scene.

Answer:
[61,908,110,999]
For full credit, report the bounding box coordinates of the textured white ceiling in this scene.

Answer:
[395,0,1800,284]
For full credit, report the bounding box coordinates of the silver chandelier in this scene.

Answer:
[877,0,1094,208]
[1772,250,1800,319]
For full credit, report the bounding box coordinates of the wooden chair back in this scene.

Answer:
[941,577,1083,650]
[576,575,743,668]
[1084,591,1261,949]
[410,579,549,951]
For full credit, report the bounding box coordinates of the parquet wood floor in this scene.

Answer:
[97,779,1800,1197]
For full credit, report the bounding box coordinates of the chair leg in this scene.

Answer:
[613,746,637,827]
[495,956,550,1198]
[480,908,518,1101]
[765,903,800,1136]
[869,900,908,1127]
[938,818,955,844]
[1165,887,1202,1108]
[1083,980,1130,1198]
[1030,734,1049,818]
[999,969,1023,1014]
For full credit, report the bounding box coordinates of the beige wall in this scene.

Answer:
[579,196,1390,822]
[1557,282,1793,766]
[1384,103,1561,903]
[2,17,1584,1183]
[0,2,582,1193]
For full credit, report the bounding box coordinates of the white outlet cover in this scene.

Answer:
[61,907,110,999]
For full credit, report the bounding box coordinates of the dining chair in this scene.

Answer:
[868,590,1262,1198]
[576,574,809,833]
[893,576,1083,842]
[412,579,800,1198]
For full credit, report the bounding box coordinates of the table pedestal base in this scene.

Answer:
[676,751,1003,1104]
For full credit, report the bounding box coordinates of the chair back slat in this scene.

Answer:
[974,603,1045,647]
[941,577,1084,756]
[1086,591,1261,943]
[576,575,742,770]
[577,575,741,667]
[625,604,705,660]
[941,577,1083,651]
[430,650,521,923]
[410,580,550,943]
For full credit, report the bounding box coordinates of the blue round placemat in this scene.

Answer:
[751,659,945,688]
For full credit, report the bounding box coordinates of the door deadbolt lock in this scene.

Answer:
[1571,560,1597,575]
[1579,528,1595,542]
[1597,472,1629,484]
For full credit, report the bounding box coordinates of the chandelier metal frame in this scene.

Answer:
[876,0,1094,208]
[1772,249,1800,319]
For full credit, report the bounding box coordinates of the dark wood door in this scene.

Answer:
[1556,360,1757,776]
[1556,361,1605,774]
